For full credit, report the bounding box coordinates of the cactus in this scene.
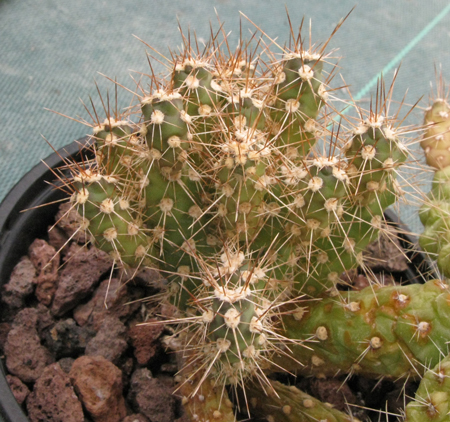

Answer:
[419,90,450,278]
[405,353,450,422]
[247,379,357,422]
[279,279,450,378]
[48,12,450,422]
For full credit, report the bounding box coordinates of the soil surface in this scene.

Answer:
[0,203,420,422]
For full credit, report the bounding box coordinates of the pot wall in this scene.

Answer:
[0,139,90,422]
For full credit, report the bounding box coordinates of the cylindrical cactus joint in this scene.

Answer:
[57,12,428,422]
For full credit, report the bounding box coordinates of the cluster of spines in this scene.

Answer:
[421,97,450,169]
[61,17,421,422]
[420,94,450,277]
[405,353,450,422]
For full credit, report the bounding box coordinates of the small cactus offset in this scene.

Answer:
[247,380,357,422]
[51,12,450,422]
[420,83,450,278]
[405,354,450,422]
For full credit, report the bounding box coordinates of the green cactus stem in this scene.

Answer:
[279,280,450,379]
[405,353,450,422]
[421,98,450,170]
[246,379,358,422]
[419,166,450,277]
[70,170,155,268]
[420,97,450,277]
[176,371,237,422]
[55,13,424,421]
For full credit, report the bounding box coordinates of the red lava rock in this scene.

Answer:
[122,415,150,422]
[26,363,84,422]
[73,278,141,330]
[353,274,371,291]
[127,368,176,422]
[51,245,113,316]
[58,357,75,374]
[174,414,191,422]
[373,272,397,286]
[28,239,60,305]
[70,355,127,422]
[6,374,30,405]
[160,362,178,374]
[0,322,11,350]
[121,266,166,291]
[339,268,358,287]
[35,257,60,306]
[1,256,36,308]
[4,308,54,383]
[44,318,95,358]
[55,201,89,244]
[85,316,128,364]
[36,271,60,305]
[307,377,357,412]
[119,357,135,391]
[363,224,408,272]
[47,223,71,254]
[129,321,164,365]
[28,239,57,273]
[35,303,56,336]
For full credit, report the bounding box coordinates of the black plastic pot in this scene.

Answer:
[0,138,91,422]
[0,139,431,422]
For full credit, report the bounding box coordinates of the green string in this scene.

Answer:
[354,3,450,102]
[332,3,450,123]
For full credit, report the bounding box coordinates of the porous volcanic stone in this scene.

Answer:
[308,377,357,412]
[51,245,113,316]
[73,278,141,330]
[29,238,60,306]
[55,201,89,244]
[26,363,84,422]
[128,368,177,422]
[1,257,36,308]
[122,415,150,422]
[85,316,128,364]
[44,318,95,358]
[6,375,30,405]
[28,238,56,272]
[4,308,54,382]
[69,355,126,422]
[35,302,56,336]
[58,357,75,374]
[0,322,11,350]
[129,321,164,365]
[363,224,408,272]
[47,223,71,253]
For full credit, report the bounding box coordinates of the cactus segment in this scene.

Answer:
[247,380,356,422]
[271,53,327,155]
[93,119,139,174]
[420,161,450,277]
[163,244,296,387]
[421,99,450,169]
[177,372,237,422]
[345,116,408,207]
[419,96,450,278]
[70,172,155,267]
[279,280,450,379]
[55,14,427,421]
[405,354,450,422]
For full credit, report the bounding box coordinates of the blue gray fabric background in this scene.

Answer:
[1,0,450,238]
